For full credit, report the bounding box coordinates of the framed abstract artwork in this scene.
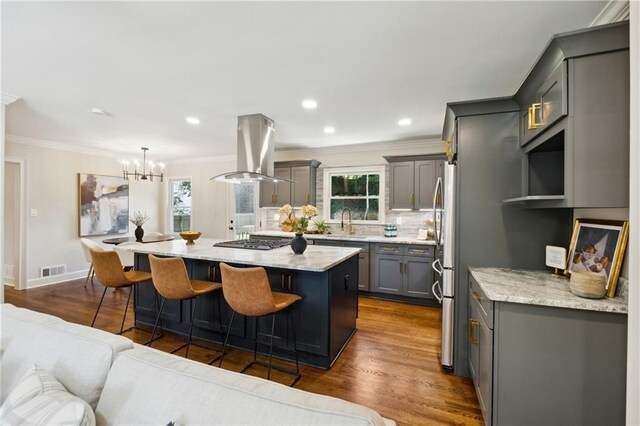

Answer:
[78,173,129,236]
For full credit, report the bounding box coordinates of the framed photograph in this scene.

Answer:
[78,173,129,237]
[564,219,629,297]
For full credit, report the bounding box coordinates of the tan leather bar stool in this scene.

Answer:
[217,263,302,386]
[89,249,153,335]
[148,255,225,360]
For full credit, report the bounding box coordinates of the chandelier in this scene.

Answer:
[121,147,165,182]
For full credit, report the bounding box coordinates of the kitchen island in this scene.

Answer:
[125,238,361,369]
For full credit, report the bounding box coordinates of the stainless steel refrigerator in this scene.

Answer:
[432,162,455,369]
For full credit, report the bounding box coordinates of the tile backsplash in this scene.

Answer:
[260,165,437,238]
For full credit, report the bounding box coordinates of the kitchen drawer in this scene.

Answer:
[342,241,369,253]
[404,245,434,257]
[469,274,493,329]
[374,244,402,255]
[314,240,341,247]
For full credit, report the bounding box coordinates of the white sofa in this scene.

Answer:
[0,304,394,425]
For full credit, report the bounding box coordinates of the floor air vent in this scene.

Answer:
[40,264,66,278]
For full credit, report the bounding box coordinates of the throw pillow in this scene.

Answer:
[0,365,95,426]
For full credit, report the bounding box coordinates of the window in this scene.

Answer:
[323,166,385,223]
[233,183,257,238]
[169,179,192,233]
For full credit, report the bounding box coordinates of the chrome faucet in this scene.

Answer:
[340,208,355,235]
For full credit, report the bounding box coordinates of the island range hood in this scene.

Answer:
[211,113,292,184]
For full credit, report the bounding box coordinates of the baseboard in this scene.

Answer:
[3,277,15,286]
[26,269,89,289]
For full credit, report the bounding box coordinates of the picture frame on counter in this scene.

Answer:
[564,219,629,297]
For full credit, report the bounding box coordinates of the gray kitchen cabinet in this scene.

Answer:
[371,243,435,300]
[507,22,629,208]
[388,161,414,210]
[385,155,447,211]
[259,160,320,208]
[259,166,291,207]
[468,272,627,426]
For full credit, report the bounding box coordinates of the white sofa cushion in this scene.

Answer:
[0,365,95,426]
[96,347,392,425]
[0,303,133,410]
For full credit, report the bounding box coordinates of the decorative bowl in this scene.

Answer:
[179,231,201,245]
[568,271,607,299]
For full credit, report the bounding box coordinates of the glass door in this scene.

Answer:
[228,183,258,239]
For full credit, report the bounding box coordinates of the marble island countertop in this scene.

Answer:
[250,230,437,246]
[469,267,628,314]
[121,238,360,272]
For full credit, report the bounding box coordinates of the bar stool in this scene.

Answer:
[80,238,102,287]
[89,249,153,335]
[217,262,302,387]
[148,255,224,360]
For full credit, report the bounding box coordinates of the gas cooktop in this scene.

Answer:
[214,239,290,251]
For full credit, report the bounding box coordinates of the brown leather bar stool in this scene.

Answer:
[89,249,153,335]
[217,262,302,386]
[148,254,225,360]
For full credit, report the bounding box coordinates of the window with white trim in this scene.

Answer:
[323,166,385,223]
[169,179,192,233]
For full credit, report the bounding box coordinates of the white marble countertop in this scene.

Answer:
[469,267,628,314]
[121,238,360,272]
[250,230,437,246]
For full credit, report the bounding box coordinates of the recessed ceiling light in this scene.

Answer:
[323,126,335,134]
[91,107,106,115]
[302,99,318,109]
[185,116,200,125]
[398,118,412,126]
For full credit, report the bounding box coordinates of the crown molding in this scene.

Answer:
[1,93,20,106]
[165,154,237,165]
[274,137,445,159]
[5,134,123,159]
[591,0,630,26]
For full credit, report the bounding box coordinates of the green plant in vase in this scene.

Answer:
[314,219,330,234]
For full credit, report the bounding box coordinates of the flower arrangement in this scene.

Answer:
[129,211,150,227]
[280,204,318,234]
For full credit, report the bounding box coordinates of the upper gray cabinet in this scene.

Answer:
[386,155,446,211]
[505,21,630,208]
[259,160,320,208]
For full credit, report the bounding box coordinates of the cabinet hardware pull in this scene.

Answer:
[471,290,480,301]
[382,247,396,252]
[305,194,309,204]
[344,274,349,290]
[412,249,425,254]
[527,102,543,129]
[288,274,292,291]
[469,319,479,345]
[410,192,415,206]
[281,273,286,290]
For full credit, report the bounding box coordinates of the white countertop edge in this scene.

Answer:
[469,267,628,315]
[121,238,361,272]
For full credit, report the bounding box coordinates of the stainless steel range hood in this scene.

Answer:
[211,114,291,184]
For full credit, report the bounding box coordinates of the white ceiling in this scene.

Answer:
[2,1,606,160]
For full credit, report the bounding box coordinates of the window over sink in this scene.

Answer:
[323,166,385,224]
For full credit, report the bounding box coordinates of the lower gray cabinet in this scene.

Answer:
[314,239,370,291]
[468,272,627,426]
[371,244,435,300]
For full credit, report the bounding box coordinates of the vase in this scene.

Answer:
[290,233,307,255]
[135,226,144,242]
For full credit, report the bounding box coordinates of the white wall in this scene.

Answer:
[5,140,161,287]
[627,2,639,423]
[163,156,235,239]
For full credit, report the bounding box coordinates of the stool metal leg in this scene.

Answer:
[91,286,108,327]
[84,264,93,288]
[217,310,235,367]
[184,298,197,358]
[118,286,133,335]
[147,297,166,347]
[267,313,276,380]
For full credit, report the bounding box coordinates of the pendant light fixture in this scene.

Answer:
[121,147,165,182]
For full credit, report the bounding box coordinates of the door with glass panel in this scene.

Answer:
[169,179,192,233]
[229,183,258,239]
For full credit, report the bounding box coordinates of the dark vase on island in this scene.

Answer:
[291,233,307,254]
[135,226,144,242]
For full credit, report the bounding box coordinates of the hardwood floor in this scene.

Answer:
[5,280,482,425]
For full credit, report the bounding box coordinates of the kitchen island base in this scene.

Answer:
[133,253,358,369]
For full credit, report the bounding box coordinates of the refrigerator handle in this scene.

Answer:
[432,177,443,248]
[432,281,443,303]
[432,258,443,275]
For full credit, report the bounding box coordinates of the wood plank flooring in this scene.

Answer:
[5,280,482,425]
